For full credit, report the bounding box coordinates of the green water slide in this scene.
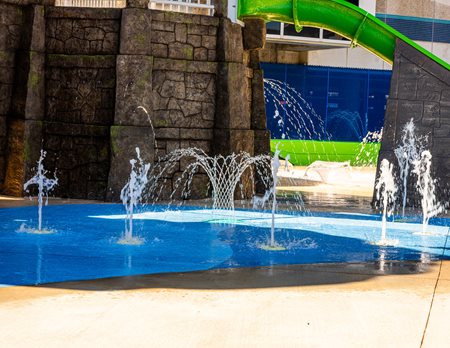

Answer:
[238,0,450,166]
[238,0,450,68]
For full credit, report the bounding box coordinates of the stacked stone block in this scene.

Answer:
[2,4,45,196]
[244,19,270,159]
[43,8,120,199]
[106,7,154,200]
[46,8,120,54]
[108,10,221,200]
[215,18,252,156]
[0,3,23,191]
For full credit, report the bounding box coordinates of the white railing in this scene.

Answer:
[149,0,214,16]
[55,0,214,15]
[55,0,126,8]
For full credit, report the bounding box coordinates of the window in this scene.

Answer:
[265,0,369,46]
[266,23,350,46]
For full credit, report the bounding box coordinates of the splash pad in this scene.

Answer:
[1,204,449,286]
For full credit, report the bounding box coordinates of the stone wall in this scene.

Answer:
[0,1,270,201]
[0,2,23,192]
[43,8,120,199]
[1,3,46,196]
[108,9,269,201]
[108,9,221,200]
[376,39,450,205]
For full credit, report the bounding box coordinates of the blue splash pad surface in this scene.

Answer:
[0,204,449,286]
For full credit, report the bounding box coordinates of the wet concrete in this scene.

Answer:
[35,261,443,292]
[0,195,105,209]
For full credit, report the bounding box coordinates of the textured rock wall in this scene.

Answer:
[376,39,450,205]
[0,1,270,201]
[108,10,269,202]
[107,10,221,200]
[0,3,23,191]
[46,8,120,54]
[43,8,120,199]
[2,4,46,196]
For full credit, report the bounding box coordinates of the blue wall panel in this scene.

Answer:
[262,63,392,142]
[376,14,450,44]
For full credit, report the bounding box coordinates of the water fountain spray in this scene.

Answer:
[269,145,281,248]
[251,145,287,250]
[264,79,332,163]
[394,118,424,216]
[412,150,444,234]
[119,147,151,245]
[375,159,398,245]
[355,129,383,166]
[155,148,271,212]
[22,150,58,233]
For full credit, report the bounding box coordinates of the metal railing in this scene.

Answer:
[149,0,214,16]
[55,0,126,8]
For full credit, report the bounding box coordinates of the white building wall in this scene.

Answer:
[307,40,450,70]
[307,46,391,70]
[416,41,450,63]
[359,0,376,14]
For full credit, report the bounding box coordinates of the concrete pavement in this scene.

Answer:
[0,261,449,347]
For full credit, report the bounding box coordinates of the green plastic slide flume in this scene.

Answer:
[238,0,450,70]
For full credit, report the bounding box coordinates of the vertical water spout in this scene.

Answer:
[394,119,423,217]
[119,147,150,245]
[375,159,397,245]
[412,151,444,234]
[23,150,58,233]
[270,145,281,248]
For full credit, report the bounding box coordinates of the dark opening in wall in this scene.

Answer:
[345,0,359,6]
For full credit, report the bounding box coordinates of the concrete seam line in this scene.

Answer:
[420,228,450,348]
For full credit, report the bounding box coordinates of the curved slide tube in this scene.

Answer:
[238,0,450,70]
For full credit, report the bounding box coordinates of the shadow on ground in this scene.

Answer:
[42,261,437,292]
